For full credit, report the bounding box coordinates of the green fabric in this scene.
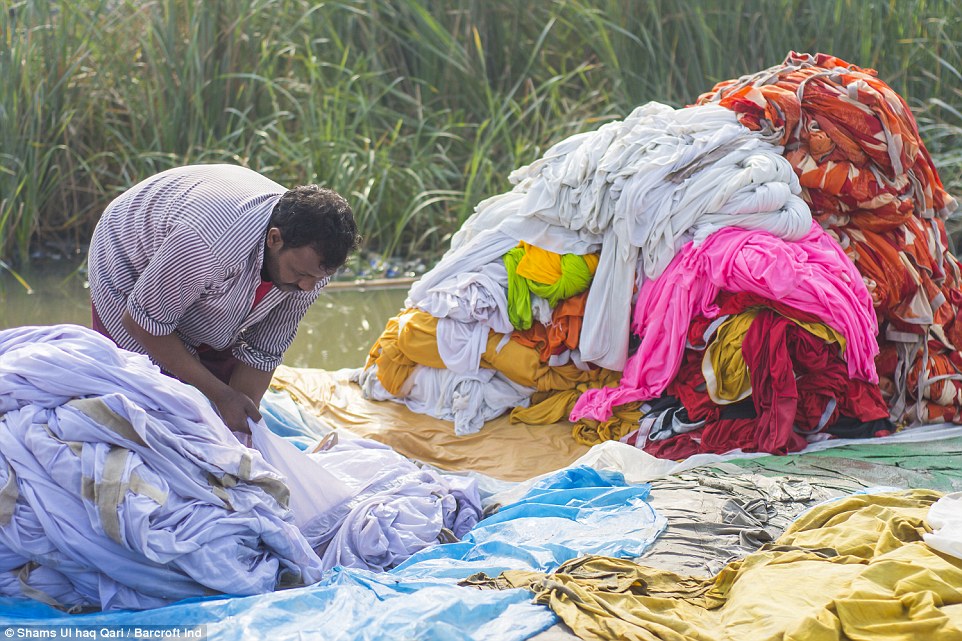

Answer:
[527,252,594,307]
[503,247,533,331]
[504,246,595,331]
[718,436,962,493]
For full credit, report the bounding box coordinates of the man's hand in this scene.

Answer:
[209,385,262,433]
[120,311,265,434]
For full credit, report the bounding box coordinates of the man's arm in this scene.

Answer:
[121,311,261,432]
[229,361,275,410]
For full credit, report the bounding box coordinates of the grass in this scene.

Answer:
[2,0,962,267]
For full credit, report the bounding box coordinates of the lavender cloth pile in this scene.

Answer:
[0,325,480,611]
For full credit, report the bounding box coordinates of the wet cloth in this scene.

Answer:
[639,468,859,577]
[0,325,323,611]
[697,51,962,427]
[468,490,962,641]
[392,466,667,581]
[0,566,558,641]
[408,102,811,371]
[250,418,483,572]
[572,221,879,422]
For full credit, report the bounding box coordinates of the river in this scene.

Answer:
[0,262,409,371]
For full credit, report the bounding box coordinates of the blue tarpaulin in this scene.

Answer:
[0,461,666,640]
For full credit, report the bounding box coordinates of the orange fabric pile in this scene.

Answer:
[697,51,961,425]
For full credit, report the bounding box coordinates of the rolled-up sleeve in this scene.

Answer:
[126,226,220,336]
[233,286,324,370]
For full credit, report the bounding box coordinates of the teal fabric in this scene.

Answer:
[720,436,962,493]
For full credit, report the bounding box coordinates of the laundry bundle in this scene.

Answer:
[572,222,894,458]
[0,325,480,611]
[696,51,962,426]
[361,52,961,458]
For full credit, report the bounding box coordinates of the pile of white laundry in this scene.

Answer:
[360,102,813,434]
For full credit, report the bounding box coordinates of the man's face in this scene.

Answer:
[263,227,334,292]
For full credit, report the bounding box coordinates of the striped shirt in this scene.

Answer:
[88,164,330,371]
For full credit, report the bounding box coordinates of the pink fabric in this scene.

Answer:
[571,222,880,421]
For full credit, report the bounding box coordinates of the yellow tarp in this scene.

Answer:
[270,365,589,481]
[467,490,962,641]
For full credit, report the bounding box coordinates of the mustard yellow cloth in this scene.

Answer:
[365,309,445,396]
[469,490,962,641]
[704,309,848,404]
[368,309,615,395]
[509,381,642,446]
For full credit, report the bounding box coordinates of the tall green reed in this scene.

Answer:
[1,1,106,266]
[3,0,961,267]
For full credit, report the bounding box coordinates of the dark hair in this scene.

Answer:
[269,185,361,270]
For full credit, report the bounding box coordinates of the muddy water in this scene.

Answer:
[0,263,408,370]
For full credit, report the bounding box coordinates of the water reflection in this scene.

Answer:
[0,263,407,370]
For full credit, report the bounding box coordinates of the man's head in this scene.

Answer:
[262,185,361,292]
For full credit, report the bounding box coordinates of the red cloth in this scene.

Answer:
[646,310,890,459]
[739,309,888,453]
[252,279,273,309]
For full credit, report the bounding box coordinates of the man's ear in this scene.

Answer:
[266,227,284,250]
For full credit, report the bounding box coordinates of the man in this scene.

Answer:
[88,164,361,434]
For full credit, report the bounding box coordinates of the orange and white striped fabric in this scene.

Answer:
[698,51,962,426]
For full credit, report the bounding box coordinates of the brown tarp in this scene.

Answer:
[271,365,589,481]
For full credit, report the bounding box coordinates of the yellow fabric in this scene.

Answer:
[395,310,445,368]
[365,315,414,396]
[515,241,599,283]
[704,309,849,404]
[505,242,600,330]
[515,241,564,284]
[469,490,962,641]
[509,381,642,446]
[368,308,618,397]
[366,309,445,396]
[582,252,600,275]
[483,332,617,392]
[704,310,758,404]
[270,366,589,481]
[570,401,644,445]
[510,389,583,425]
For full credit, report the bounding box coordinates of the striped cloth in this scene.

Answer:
[88,164,329,371]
